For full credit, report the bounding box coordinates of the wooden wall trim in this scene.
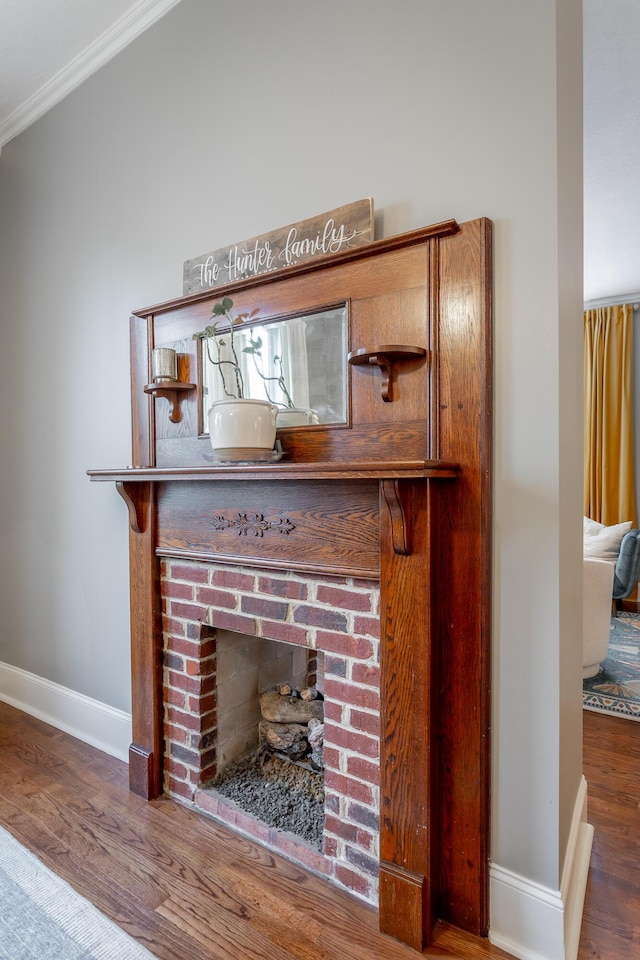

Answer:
[435,218,492,934]
[123,481,163,799]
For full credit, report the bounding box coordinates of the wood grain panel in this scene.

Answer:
[379,862,427,952]
[434,218,492,934]
[350,284,429,426]
[121,481,163,799]
[156,480,380,578]
[156,420,430,469]
[379,479,439,948]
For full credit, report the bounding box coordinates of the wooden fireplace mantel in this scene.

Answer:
[88,217,492,953]
[87,462,459,555]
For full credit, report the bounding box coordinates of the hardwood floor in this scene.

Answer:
[580,709,640,958]
[0,701,636,959]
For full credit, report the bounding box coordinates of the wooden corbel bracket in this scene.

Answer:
[143,382,196,423]
[116,481,150,534]
[348,345,427,402]
[381,478,412,555]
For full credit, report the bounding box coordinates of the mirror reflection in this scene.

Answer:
[201,305,348,426]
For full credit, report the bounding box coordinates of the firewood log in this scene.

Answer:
[307,721,324,747]
[259,721,309,758]
[260,690,323,723]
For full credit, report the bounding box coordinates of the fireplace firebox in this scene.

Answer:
[161,558,382,901]
[88,217,492,952]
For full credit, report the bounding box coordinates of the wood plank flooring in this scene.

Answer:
[0,700,636,959]
[580,708,640,958]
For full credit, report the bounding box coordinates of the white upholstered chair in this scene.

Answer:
[583,557,615,679]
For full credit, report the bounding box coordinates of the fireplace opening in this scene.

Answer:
[199,630,326,849]
[162,561,382,904]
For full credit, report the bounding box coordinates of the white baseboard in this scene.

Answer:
[489,775,593,960]
[561,776,594,960]
[0,661,132,763]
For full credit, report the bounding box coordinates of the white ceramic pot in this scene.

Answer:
[208,398,278,452]
[276,407,319,427]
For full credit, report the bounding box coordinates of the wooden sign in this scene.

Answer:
[182,198,374,295]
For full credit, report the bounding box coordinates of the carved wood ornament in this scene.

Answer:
[210,513,295,536]
[89,217,492,952]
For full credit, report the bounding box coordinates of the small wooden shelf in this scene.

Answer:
[348,344,427,401]
[144,381,196,423]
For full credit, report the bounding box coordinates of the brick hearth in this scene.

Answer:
[160,557,382,903]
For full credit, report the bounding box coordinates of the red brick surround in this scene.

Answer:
[160,557,381,904]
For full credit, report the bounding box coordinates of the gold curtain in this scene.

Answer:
[584,303,637,526]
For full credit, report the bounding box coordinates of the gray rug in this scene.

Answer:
[0,825,154,959]
[583,611,640,720]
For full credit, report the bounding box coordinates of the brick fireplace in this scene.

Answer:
[89,217,492,950]
[160,558,382,903]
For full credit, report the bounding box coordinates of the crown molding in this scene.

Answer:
[0,0,183,151]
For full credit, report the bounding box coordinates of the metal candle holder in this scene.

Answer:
[152,347,178,382]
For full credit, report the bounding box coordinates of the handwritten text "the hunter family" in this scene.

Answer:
[193,219,359,287]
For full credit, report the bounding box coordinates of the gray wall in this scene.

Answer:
[0,0,583,908]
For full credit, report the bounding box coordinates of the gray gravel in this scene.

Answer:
[210,752,324,849]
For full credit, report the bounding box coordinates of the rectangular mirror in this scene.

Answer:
[201,305,348,427]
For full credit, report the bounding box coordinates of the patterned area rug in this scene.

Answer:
[0,825,154,959]
[583,611,640,720]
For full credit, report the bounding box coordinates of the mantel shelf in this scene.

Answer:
[87,460,459,483]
